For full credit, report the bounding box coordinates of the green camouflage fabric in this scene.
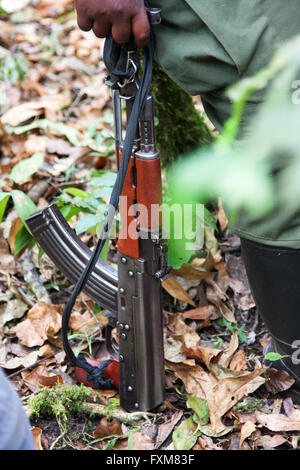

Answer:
[149,0,300,248]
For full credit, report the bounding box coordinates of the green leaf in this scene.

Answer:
[186,396,210,426]
[91,172,117,187]
[11,190,38,231]
[59,205,82,221]
[0,6,8,15]
[75,213,103,235]
[63,187,90,199]
[0,192,11,224]
[264,352,290,362]
[9,152,45,184]
[172,416,200,450]
[14,224,35,256]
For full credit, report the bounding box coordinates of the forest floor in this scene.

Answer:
[0,0,299,451]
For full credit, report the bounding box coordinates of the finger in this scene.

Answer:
[111,20,131,45]
[76,7,93,32]
[92,20,111,38]
[131,8,151,48]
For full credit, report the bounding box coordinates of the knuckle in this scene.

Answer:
[137,30,150,43]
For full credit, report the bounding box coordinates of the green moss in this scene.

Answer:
[28,383,93,425]
[151,64,213,166]
[235,397,266,414]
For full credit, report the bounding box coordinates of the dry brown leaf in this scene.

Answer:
[255,409,300,432]
[167,314,198,341]
[229,349,248,371]
[38,344,54,358]
[265,368,295,394]
[239,421,256,449]
[22,362,58,391]
[2,350,38,370]
[165,360,207,399]
[172,264,212,280]
[197,435,222,450]
[219,303,236,323]
[0,293,28,328]
[131,428,156,450]
[93,417,122,440]
[192,251,216,271]
[182,343,222,369]
[1,92,72,126]
[0,233,17,275]
[154,411,184,449]
[202,365,266,433]
[218,332,239,368]
[69,310,97,332]
[162,277,195,306]
[255,434,287,450]
[166,360,265,433]
[164,335,186,363]
[217,198,228,232]
[9,302,62,347]
[182,305,218,321]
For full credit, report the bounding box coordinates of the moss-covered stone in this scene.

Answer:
[151,64,213,166]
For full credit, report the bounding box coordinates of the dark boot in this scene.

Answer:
[240,238,300,401]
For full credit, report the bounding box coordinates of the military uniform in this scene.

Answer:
[149,0,300,397]
[150,0,300,249]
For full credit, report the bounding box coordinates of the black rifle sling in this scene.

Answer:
[61,19,155,388]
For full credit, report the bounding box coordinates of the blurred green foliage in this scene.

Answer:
[168,35,300,231]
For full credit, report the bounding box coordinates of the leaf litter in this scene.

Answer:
[0,0,299,451]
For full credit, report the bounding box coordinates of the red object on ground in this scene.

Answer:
[75,357,119,390]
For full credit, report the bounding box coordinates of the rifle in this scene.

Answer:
[26,7,170,413]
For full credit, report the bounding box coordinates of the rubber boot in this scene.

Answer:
[240,238,300,401]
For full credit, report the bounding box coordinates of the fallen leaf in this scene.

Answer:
[93,417,122,440]
[131,427,156,450]
[182,305,218,321]
[9,302,62,347]
[264,368,295,394]
[229,349,248,371]
[239,421,256,449]
[166,360,265,433]
[1,350,38,369]
[172,416,198,450]
[162,277,195,306]
[172,264,212,280]
[0,233,17,275]
[218,332,239,368]
[255,434,287,450]
[217,198,228,232]
[196,435,222,450]
[154,411,183,449]
[0,294,28,327]
[69,310,97,332]
[255,409,300,432]
[1,92,71,126]
[22,362,58,391]
[164,335,186,363]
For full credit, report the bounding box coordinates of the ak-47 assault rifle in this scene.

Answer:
[26,7,171,413]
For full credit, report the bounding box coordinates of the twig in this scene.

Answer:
[75,402,158,425]
[8,354,55,379]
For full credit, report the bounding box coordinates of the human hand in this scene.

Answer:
[74,0,151,47]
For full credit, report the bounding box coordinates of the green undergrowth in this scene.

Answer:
[27,383,93,426]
